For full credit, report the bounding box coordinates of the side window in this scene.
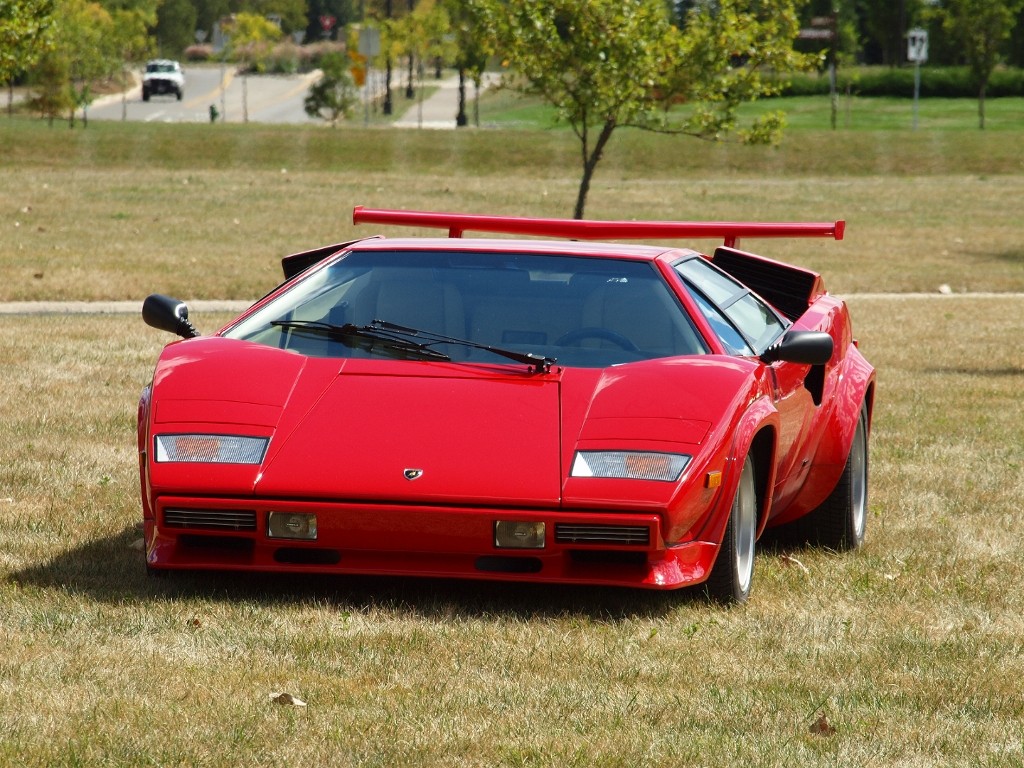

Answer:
[688,290,751,355]
[675,258,787,355]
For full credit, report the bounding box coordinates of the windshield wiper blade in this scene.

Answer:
[270,320,451,362]
[371,320,557,373]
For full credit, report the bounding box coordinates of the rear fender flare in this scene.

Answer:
[818,346,876,468]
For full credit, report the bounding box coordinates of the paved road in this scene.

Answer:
[88,66,322,124]
[85,67,485,127]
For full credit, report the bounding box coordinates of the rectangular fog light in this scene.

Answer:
[267,512,318,540]
[494,521,546,550]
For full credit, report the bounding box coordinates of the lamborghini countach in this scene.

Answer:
[138,207,874,603]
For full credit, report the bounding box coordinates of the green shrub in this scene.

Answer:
[778,66,1024,98]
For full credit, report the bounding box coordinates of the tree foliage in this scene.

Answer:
[475,0,813,218]
[939,0,1024,128]
[1,0,56,91]
[303,48,357,124]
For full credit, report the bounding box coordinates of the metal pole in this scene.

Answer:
[913,60,920,130]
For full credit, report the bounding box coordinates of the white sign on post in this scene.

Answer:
[908,28,929,63]
[359,27,381,57]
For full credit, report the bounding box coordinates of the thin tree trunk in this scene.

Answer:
[456,67,467,127]
[978,81,986,130]
[573,120,616,220]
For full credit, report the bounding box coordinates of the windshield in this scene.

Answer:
[225,249,708,368]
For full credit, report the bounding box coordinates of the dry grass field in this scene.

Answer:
[1,116,1023,766]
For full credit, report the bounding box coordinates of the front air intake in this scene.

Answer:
[164,509,257,531]
[555,524,650,546]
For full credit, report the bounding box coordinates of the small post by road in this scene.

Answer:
[907,28,928,131]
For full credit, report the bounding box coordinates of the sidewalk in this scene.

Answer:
[392,72,499,130]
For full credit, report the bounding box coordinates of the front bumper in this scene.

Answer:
[144,79,180,94]
[145,496,717,590]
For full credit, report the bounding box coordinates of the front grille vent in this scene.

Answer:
[164,509,257,532]
[555,524,650,546]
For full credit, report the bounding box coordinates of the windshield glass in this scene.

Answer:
[225,249,708,368]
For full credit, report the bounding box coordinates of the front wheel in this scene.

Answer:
[704,454,757,604]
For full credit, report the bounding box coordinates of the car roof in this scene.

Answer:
[346,236,698,263]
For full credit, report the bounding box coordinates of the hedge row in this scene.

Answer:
[779,66,1024,98]
[183,41,347,74]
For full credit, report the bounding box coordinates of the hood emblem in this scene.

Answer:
[403,468,424,481]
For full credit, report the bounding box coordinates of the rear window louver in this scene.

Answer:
[712,247,821,321]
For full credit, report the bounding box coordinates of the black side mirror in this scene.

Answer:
[142,294,200,338]
[760,330,833,365]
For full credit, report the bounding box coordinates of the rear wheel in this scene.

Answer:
[704,454,757,604]
[795,405,869,550]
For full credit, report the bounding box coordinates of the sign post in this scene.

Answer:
[358,27,381,126]
[799,14,838,129]
[907,28,928,130]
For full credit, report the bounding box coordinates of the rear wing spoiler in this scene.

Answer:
[352,206,845,249]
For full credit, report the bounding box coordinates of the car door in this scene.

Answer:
[672,257,817,496]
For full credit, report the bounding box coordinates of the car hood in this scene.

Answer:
[147,338,753,505]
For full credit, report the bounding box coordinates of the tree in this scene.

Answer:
[111,7,155,120]
[858,0,924,66]
[1,0,56,115]
[476,0,813,219]
[941,0,1023,128]
[155,0,197,55]
[28,45,71,123]
[394,0,453,113]
[304,49,357,124]
[222,11,283,121]
[58,0,120,127]
[444,0,490,127]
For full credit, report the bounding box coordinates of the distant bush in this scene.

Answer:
[177,41,345,73]
[184,45,214,62]
[778,66,1024,98]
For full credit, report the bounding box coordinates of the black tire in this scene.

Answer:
[142,87,150,102]
[176,89,183,101]
[794,405,869,550]
[704,454,757,604]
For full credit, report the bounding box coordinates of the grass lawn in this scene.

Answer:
[1,104,1023,765]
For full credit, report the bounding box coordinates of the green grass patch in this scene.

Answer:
[2,116,1023,301]
[0,297,1022,766]
[1,113,1023,764]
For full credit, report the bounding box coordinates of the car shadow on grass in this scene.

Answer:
[8,523,715,620]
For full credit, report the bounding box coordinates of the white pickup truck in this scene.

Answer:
[142,59,185,101]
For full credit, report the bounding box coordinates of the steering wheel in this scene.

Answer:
[555,327,639,352]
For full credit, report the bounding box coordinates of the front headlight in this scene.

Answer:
[571,451,690,482]
[154,434,268,464]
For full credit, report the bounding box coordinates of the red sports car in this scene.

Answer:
[138,207,874,603]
